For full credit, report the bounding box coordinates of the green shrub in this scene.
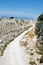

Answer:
[9,17,14,19]
[29,61,37,65]
[35,13,43,45]
[37,13,43,22]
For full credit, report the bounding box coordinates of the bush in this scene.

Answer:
[35,13,43,63]
[29,61,37,65]
[37,13,43,22]
[9,17,14,19]
[36,13,43,35]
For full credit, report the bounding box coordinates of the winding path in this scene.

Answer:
[0,27,34,65]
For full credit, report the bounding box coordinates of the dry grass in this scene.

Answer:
[25,29,35,39]
[21,41,28,47]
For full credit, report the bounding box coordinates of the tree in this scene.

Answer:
[35,13,43,45]
[37,13,43,21]
[35,13,43,35]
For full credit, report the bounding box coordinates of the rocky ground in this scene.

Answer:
[0,17,43,65]
[0,25,42,65]
[0,17,36,56]
[20,26,41,65]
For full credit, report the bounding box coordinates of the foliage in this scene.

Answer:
[9,17,14,19]
[35,13,43,63]
[37,13,43,22]
[29,61,37,65]
[35,13,43,43]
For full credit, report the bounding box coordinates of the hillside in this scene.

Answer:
[0,18,43,65]
[0,18,36,56]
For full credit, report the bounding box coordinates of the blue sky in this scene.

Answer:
[0,0,43,19]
